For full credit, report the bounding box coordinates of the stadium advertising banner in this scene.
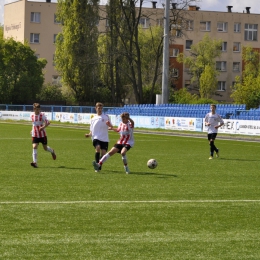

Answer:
[203,119,260,135]
[135,116,165,129]
[164,117,203,132]
[2,111,260,136]
[0,111,50,121]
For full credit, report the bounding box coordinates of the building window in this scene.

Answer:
[156,18,163,27]
[184,64,190,71]
[54,14,61,24]
[30,33,40,43]
[221,42,227,52]
[31,12,40,23]
[175,30,182,37]
[217,81,226,91]
[233,42,240,52]
[171,68,179,77]
[185,80,191,88]
[171,48,179,57]
[233,62,240,72]
[216,61,227,71]
[53,55,55,66]
[186,40,193,50]
[245,24,258,41]
[105,17,109,27]
[200,21,211,31]
[186,20,193,30]
[234,23,241,33]
[217,22,228,32]
[53,34,57,43]
[52,75,61,85]
[139,18,150,28]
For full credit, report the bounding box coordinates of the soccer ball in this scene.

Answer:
[147,159,158,169]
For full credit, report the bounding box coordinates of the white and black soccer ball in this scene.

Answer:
[147,159,158,169]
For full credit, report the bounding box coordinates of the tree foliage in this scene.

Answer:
[100,0,148,104]
[170,87,197,104]
[0,37,46,104]
[177,33,222,98]
[36,83,64,102]
[55,0,100,103]
[231,46,260,109]
[199,65,218,99]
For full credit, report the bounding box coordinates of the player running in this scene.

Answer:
[30,103,56,168]
[205,104,224,159]
[85,102,113,172]
[92,112,134,174]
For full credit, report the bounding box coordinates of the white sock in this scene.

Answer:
[33,149,37,163]
[46,146,53,153]
[122,155,127,166]
[100,153,110,164]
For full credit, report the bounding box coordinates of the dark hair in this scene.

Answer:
[95,102,103,107]
[120,112,129,118]
[33,103,40,109]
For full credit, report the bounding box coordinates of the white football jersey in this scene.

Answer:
[90,113,111,142]
[205,112,224,134]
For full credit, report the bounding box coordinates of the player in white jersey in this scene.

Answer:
[92,112,134,174]
[85,102,112,172]
[30,103,56,168]
[204,104,224,159]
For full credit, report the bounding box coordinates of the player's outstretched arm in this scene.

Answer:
[85,132,92,138]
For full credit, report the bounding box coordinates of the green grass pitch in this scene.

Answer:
[1,122,260,259]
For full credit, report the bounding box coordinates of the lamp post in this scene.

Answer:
[161,0,170,104]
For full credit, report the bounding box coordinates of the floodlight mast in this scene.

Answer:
[161,0,170,104]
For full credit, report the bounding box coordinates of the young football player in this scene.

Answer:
[85,102,112,172]
[205,104,224,159]
[92,112,134,174]
[30,103,56,168]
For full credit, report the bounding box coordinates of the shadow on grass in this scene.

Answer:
[107,170,178,178]
[41,165,87,170]
[218,158,259,162]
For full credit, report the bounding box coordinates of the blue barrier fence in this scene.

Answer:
[0,103,255,120]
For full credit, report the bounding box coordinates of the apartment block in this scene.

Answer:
[4,0,260,102]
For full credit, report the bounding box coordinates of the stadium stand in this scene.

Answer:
[0,104,253,120]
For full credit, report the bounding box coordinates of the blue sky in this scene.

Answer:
[1,0,260,25]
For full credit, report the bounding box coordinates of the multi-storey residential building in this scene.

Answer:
[4,0,260,102]
[170,5,260,102]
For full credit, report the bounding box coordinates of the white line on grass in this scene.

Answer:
[1,200,260,204]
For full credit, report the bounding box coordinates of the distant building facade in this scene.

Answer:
[4,0,260,102]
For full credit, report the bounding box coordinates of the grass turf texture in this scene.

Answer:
[1,122,260,259]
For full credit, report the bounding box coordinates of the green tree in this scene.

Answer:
[199,65,218,98]
[0,37,46,104]
[36,83,64,102]
[55,0,100,103]
[98,0,167,104]
[231,46,260,109]
[170,87,197,104]
[0,25,3,39]
[98,24,163,104]
[139,26,163,103]
[177,33,222,98]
